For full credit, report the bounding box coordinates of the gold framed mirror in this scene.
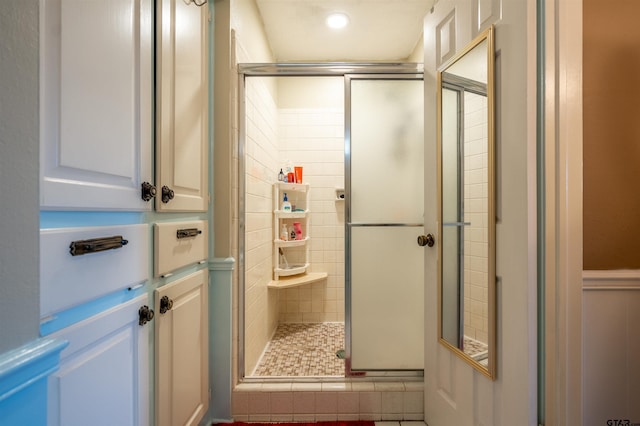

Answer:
[436,25,496,379]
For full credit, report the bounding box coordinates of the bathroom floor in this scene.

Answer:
[252,322,345,377]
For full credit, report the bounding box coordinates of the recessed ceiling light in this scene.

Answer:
[326,13,349,29]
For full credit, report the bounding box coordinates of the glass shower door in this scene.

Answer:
[347,76,425,372]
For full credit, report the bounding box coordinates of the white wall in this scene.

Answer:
[277,77,344,109]
[276,79,344,323]
[463,91,488,345]
[231,0,274,63]
[408,34,425,63]
[243,76,280,374]
[0,1,40,354]
[223,0,276,378]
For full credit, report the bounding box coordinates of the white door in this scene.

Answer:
[155,269,209,426]
[347,75,425,371]
[155,0,209,212]
[40,0,153,210]
[423,0,536,425]
[48,294,150,426]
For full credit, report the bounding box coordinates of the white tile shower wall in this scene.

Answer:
[244,76,280,373]
[463,91,489,344]
[278,107,345,323]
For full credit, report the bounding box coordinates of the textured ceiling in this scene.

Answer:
[254,0,434,62]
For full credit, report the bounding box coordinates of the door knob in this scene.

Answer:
[417,234,435,247]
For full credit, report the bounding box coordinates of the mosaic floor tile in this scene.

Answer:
[252,323,345,377]
[463,335,488,359]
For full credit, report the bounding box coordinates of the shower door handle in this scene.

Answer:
[417,234,435,247]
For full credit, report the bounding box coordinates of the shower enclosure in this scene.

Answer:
[238,64,424,379]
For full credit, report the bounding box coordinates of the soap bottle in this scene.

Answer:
[293,222,303,240]
[277,169,284,182]
[280,223,289,241]
[282,193,292,212]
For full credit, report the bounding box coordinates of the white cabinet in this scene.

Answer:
[40,0,153,210]
[47,294,150,426]
[155,269,208,426]
[155,0,209,212]
[153,220,208,277]
[40,224,149,318]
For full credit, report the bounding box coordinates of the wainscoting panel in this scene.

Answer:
[582,271,640,426]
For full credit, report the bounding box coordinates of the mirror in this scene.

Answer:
[437,26,496,379]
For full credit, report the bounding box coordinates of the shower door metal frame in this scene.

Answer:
[438,82,466,350]
[237,63,424,382]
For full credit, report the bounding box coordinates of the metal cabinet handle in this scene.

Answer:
[69,236,128,256]
[138,305,154,326]
[159,296,174,314]
[176,228,202,239]
[141,182,157,202]
[161,186,175,203]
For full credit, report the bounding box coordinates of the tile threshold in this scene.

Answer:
[236,379,424,392]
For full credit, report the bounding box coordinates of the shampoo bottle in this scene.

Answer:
[282,193,292,212]
[280,224,289,241]
[293,222,303,240]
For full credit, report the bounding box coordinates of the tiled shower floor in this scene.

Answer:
[463,335,488,366]
[251,322,345,377]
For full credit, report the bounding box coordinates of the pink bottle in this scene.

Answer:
[293,222,303,240]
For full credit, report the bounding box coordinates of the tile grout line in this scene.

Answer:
[251,322,345,377]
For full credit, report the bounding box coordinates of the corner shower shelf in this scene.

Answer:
[274,263,310,277]
[272,181,325,282]
[273,237,310,247]
[267,272,328,289]
[277,182,308,193]
[273,210,309,218]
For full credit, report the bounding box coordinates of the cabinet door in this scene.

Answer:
[40,0,153,210]
[155,269,209,426]
[47,294,150,426]
[156,0,209,212]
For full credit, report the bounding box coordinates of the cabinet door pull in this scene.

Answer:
[160,296,174,314]
[141,182,157,202]
[161,186,175,203]
[69,236,128,256]
[176,228,202,239]
[138,305,154,326]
